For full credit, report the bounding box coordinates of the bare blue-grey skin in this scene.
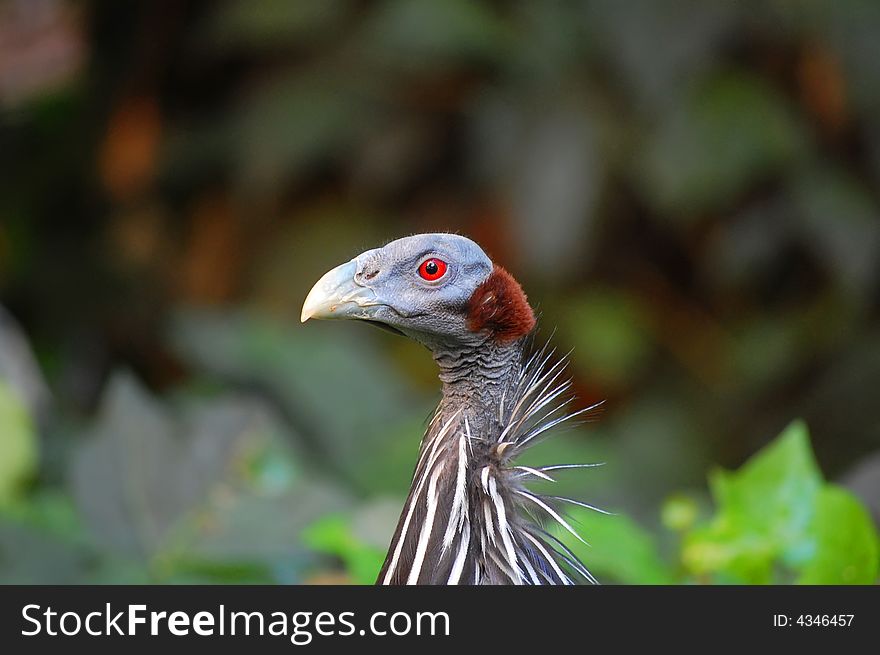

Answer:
[302,233,493,349]
[302,233,601,585]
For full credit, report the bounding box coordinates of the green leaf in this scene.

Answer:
[681,420,880,584]
[797,486,879,585]
[0,382,37,505]
[710,420,821,546]
[682,420,823,582]
[552,507,675,585]
[302,514,386,585]
[683,520,777,584]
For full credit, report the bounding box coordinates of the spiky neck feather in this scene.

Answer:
[377,335,600,585]
[376,261,600,585]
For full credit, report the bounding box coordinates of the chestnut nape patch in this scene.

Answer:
[466,264,536,342]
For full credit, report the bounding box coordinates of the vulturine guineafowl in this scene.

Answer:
[301,233,604,585]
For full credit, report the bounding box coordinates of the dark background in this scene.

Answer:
[0,0,878,583]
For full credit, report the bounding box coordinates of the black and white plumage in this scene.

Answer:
[301,233,604,585]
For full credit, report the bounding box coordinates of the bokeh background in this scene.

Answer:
[1,0,879,584]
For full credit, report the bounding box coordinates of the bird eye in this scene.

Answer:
[418,258,448,282]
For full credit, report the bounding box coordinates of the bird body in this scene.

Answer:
[302,234,601,584]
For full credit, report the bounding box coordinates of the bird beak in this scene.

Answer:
[301,259,379,323]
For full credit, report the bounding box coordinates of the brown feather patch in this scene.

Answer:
[466,264,536,342]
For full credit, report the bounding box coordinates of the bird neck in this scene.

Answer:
[432,338,524,438]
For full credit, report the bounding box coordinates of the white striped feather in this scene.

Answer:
[378,344,605,585]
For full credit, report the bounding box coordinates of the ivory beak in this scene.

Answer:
[301,259,379,323]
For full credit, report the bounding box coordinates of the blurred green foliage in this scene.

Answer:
[680,421,878,584]
[1,0,879,584]
[558,510,676,585]
[548,421,879,584]
[683,420,824,583]
[302,515,386,585]
[0,383,36,506]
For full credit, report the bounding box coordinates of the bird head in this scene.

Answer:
[301,233,535,350]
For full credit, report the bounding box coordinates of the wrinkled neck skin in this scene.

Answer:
[430,336,525,439]
[377,331,535,584]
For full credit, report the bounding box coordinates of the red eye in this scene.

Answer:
[418,258,448,281]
